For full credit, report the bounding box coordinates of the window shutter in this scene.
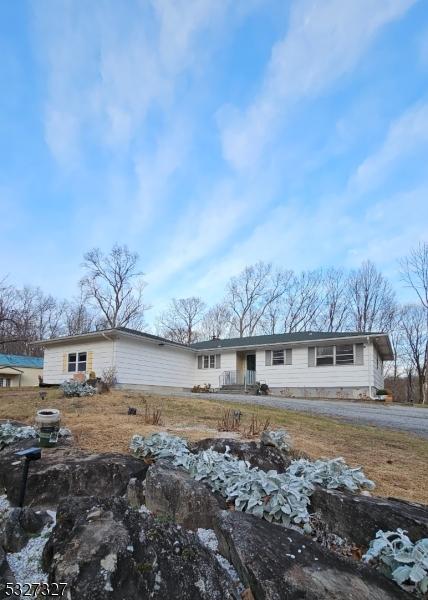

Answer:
[215,354,221,369]
[197,356,202,369]
[285,348,292,365]
[87,351,93,373]
[355,344,364,365]
[265,350,272,366]
[308,347,315,367]
[63,353,67,373]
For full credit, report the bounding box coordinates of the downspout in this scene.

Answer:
[367,336,373,399]
[101,332,116,384]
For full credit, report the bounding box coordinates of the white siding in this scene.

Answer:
[115,337,194,389]
[43,340,114,384]
[372,345,385,390]
[192,350,236,388]
[252,344,371,388]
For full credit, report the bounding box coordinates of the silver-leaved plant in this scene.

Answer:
[0,421,37,448]
[364,529,428,595]
[130,431,375,532]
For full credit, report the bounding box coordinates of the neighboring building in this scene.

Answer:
[39,327,393,400]
[0,353,44,388]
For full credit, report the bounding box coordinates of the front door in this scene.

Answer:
[246,354,256,372]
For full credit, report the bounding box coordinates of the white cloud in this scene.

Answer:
[350,101,428,190]
[220,0,417,170]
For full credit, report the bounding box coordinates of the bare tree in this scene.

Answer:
[0,285,62,355]
[201,303,231,340]
[317,268,349,332]
[0,277,17,338]
[63,296,95,335]
[280,270,324,332]
[400,242,428,403]
[157,297,206,344]
[400,242,428,310]
[399,304,427,404]
[80,244,149,329]
[260,296,285,335]
[347,261,396,332]
[226,262,290,337]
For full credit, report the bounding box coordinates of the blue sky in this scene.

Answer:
[1,0,428,320]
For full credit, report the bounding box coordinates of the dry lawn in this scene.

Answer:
[1,387,427,505]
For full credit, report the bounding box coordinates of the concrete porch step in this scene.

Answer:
[220,384,258,393]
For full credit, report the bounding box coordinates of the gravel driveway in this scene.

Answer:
[169,391,428,439]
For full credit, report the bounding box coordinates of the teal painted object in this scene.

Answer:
[0,353,43,369]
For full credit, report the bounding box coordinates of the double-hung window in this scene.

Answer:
[316,344,355,366]
[68,352,87,373]
[198,354,221,369]
[0,378,11,387]
[335,344,354,365]
[272,350,284,365]
[316,346,334,366]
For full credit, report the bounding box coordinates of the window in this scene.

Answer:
[198,354,221,369]
[336,344,354,365]
[272,350,284,365]
[68,352,87,373]
[316,346,334,366]
[315,344,355,366]
[0,378,11,387]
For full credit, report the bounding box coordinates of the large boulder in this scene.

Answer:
[0,441,147,507]
[310,487,428,549]
[43,496,239,600]
[126,477,146,509]
[0,507,53,552]
[213,510,411,600]
[0,547,15,600]
[190,439,291,472]
[145,460,226,529]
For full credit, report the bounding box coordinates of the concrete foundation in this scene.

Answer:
[271,386,372,400]
[114,383,191,394]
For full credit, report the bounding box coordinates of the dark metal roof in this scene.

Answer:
[35,327,191,349]
[191,331,384,350]
[0,353,43,368]
[37,327,393,360]
[115,327,190,349]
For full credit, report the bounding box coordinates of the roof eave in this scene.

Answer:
[193,333,387,353]
[33,328,197,352]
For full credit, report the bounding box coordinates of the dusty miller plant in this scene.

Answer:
[130,431,374,531]
[363,529,428,595]
[287,457,375,492]
[261,429,293,453]
[0,422,37,448]
[130,432,188,460]
[60,381,96,397]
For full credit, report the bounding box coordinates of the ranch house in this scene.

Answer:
[39,327,393,400]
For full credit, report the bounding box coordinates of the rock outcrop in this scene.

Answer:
[0,547,15,600]
[145,460,226,529]
[0,440,147,507]
[0,507,53,552]
[213,510,412,600]
[310,487,428,548]
[42,496,239,600]
[190,438,291,472]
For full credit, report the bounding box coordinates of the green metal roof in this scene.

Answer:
[190,331,383,350]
